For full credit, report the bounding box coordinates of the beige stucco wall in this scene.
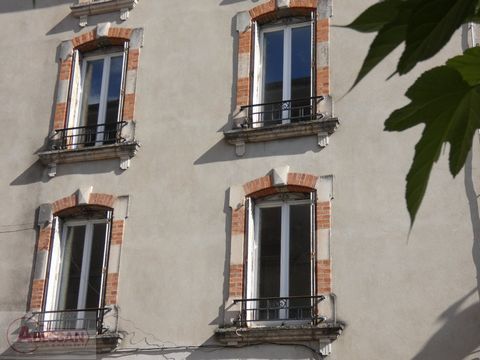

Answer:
[0,0,479,359]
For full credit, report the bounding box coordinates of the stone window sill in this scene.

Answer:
[215,322,344,345]
[9,332,120,354]
[223,118,339,156]
[38,141,140,177]
[71,0,139,26]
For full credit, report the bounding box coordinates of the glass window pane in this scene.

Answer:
[85,223,107,309]
[258,206,282,320]
[291,26,312,122]
[57,225,86,311]
[263,30,284,124]
[104,56,123,143]
[258,207,282,298]
[79,59,104,146]
[289,204,311,319]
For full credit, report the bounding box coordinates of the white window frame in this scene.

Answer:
[44,214,111,329]
[252,20,313,127]
[68,44,128,148]
[246,194,315,325]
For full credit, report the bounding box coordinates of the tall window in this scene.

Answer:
[44,209,111,330]
[68,46,128,148]
[246,193,315,322]
[253,21,313,126]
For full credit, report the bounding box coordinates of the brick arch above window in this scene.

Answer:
[52,192,116,215]
[249,0,318,23]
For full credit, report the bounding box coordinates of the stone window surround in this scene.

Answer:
[71,0,139,27]
[38,23,143,177]
[216,166,343,355]
[28,188,129,351]
[225,0,336,156]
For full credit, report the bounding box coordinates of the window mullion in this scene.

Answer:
[45,217,61,312]
[250,202,260,300]
[282,28,292,124]
[117,42,129,124]
[310,192,316,298]
[77,223,93,310]
[280,203,290,297]
[280,203,290,320]
[95,57,110,145]
[98,213,112,309]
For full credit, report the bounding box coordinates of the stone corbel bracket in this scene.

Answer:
[71,0,139,27]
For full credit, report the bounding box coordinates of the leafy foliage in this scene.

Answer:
[345,0,480,225]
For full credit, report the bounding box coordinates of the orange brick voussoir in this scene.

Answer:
[88,193,116,208]
[108,27,133,40]
[72,30,96,49]
[287,172,318,189]
[249,0,276,21]
[243,175,273,196]
[290,0,318,9]
[52,194,77,214]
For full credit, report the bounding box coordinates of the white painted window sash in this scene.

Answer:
[247,196,314,324]
[254,21,312,127]
[75,51,124,147]
[44,216,110,330]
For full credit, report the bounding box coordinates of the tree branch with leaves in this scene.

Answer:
[345,0,480,226]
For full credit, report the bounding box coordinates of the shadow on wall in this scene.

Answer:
[10,158,125,186]
[194,136,323,165]
[411,151,480,359]
[411,290,480,360]
[0,0,71,13]
[97,340,321,360]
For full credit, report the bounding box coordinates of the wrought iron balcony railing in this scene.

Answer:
[233,295,326,327]
[49,121,127,150]
[238,96,325,129]
[24,308,111,335]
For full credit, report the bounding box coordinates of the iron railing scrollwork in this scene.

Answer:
[49,121,127,150]
[238,96,325,128]
[233,295,326,327]
[25,308,111,335]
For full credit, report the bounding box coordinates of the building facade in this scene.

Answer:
[0,0,479,359]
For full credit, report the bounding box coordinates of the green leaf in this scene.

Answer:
[398,0,477,74]
[350,11,408,88]
[447,86,480,175]
[447,47,480,86]
[342,0,403,33]
[385,66,480,225]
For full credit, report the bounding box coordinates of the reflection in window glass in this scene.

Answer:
[78,53,123,146]
[291,26,311,122]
